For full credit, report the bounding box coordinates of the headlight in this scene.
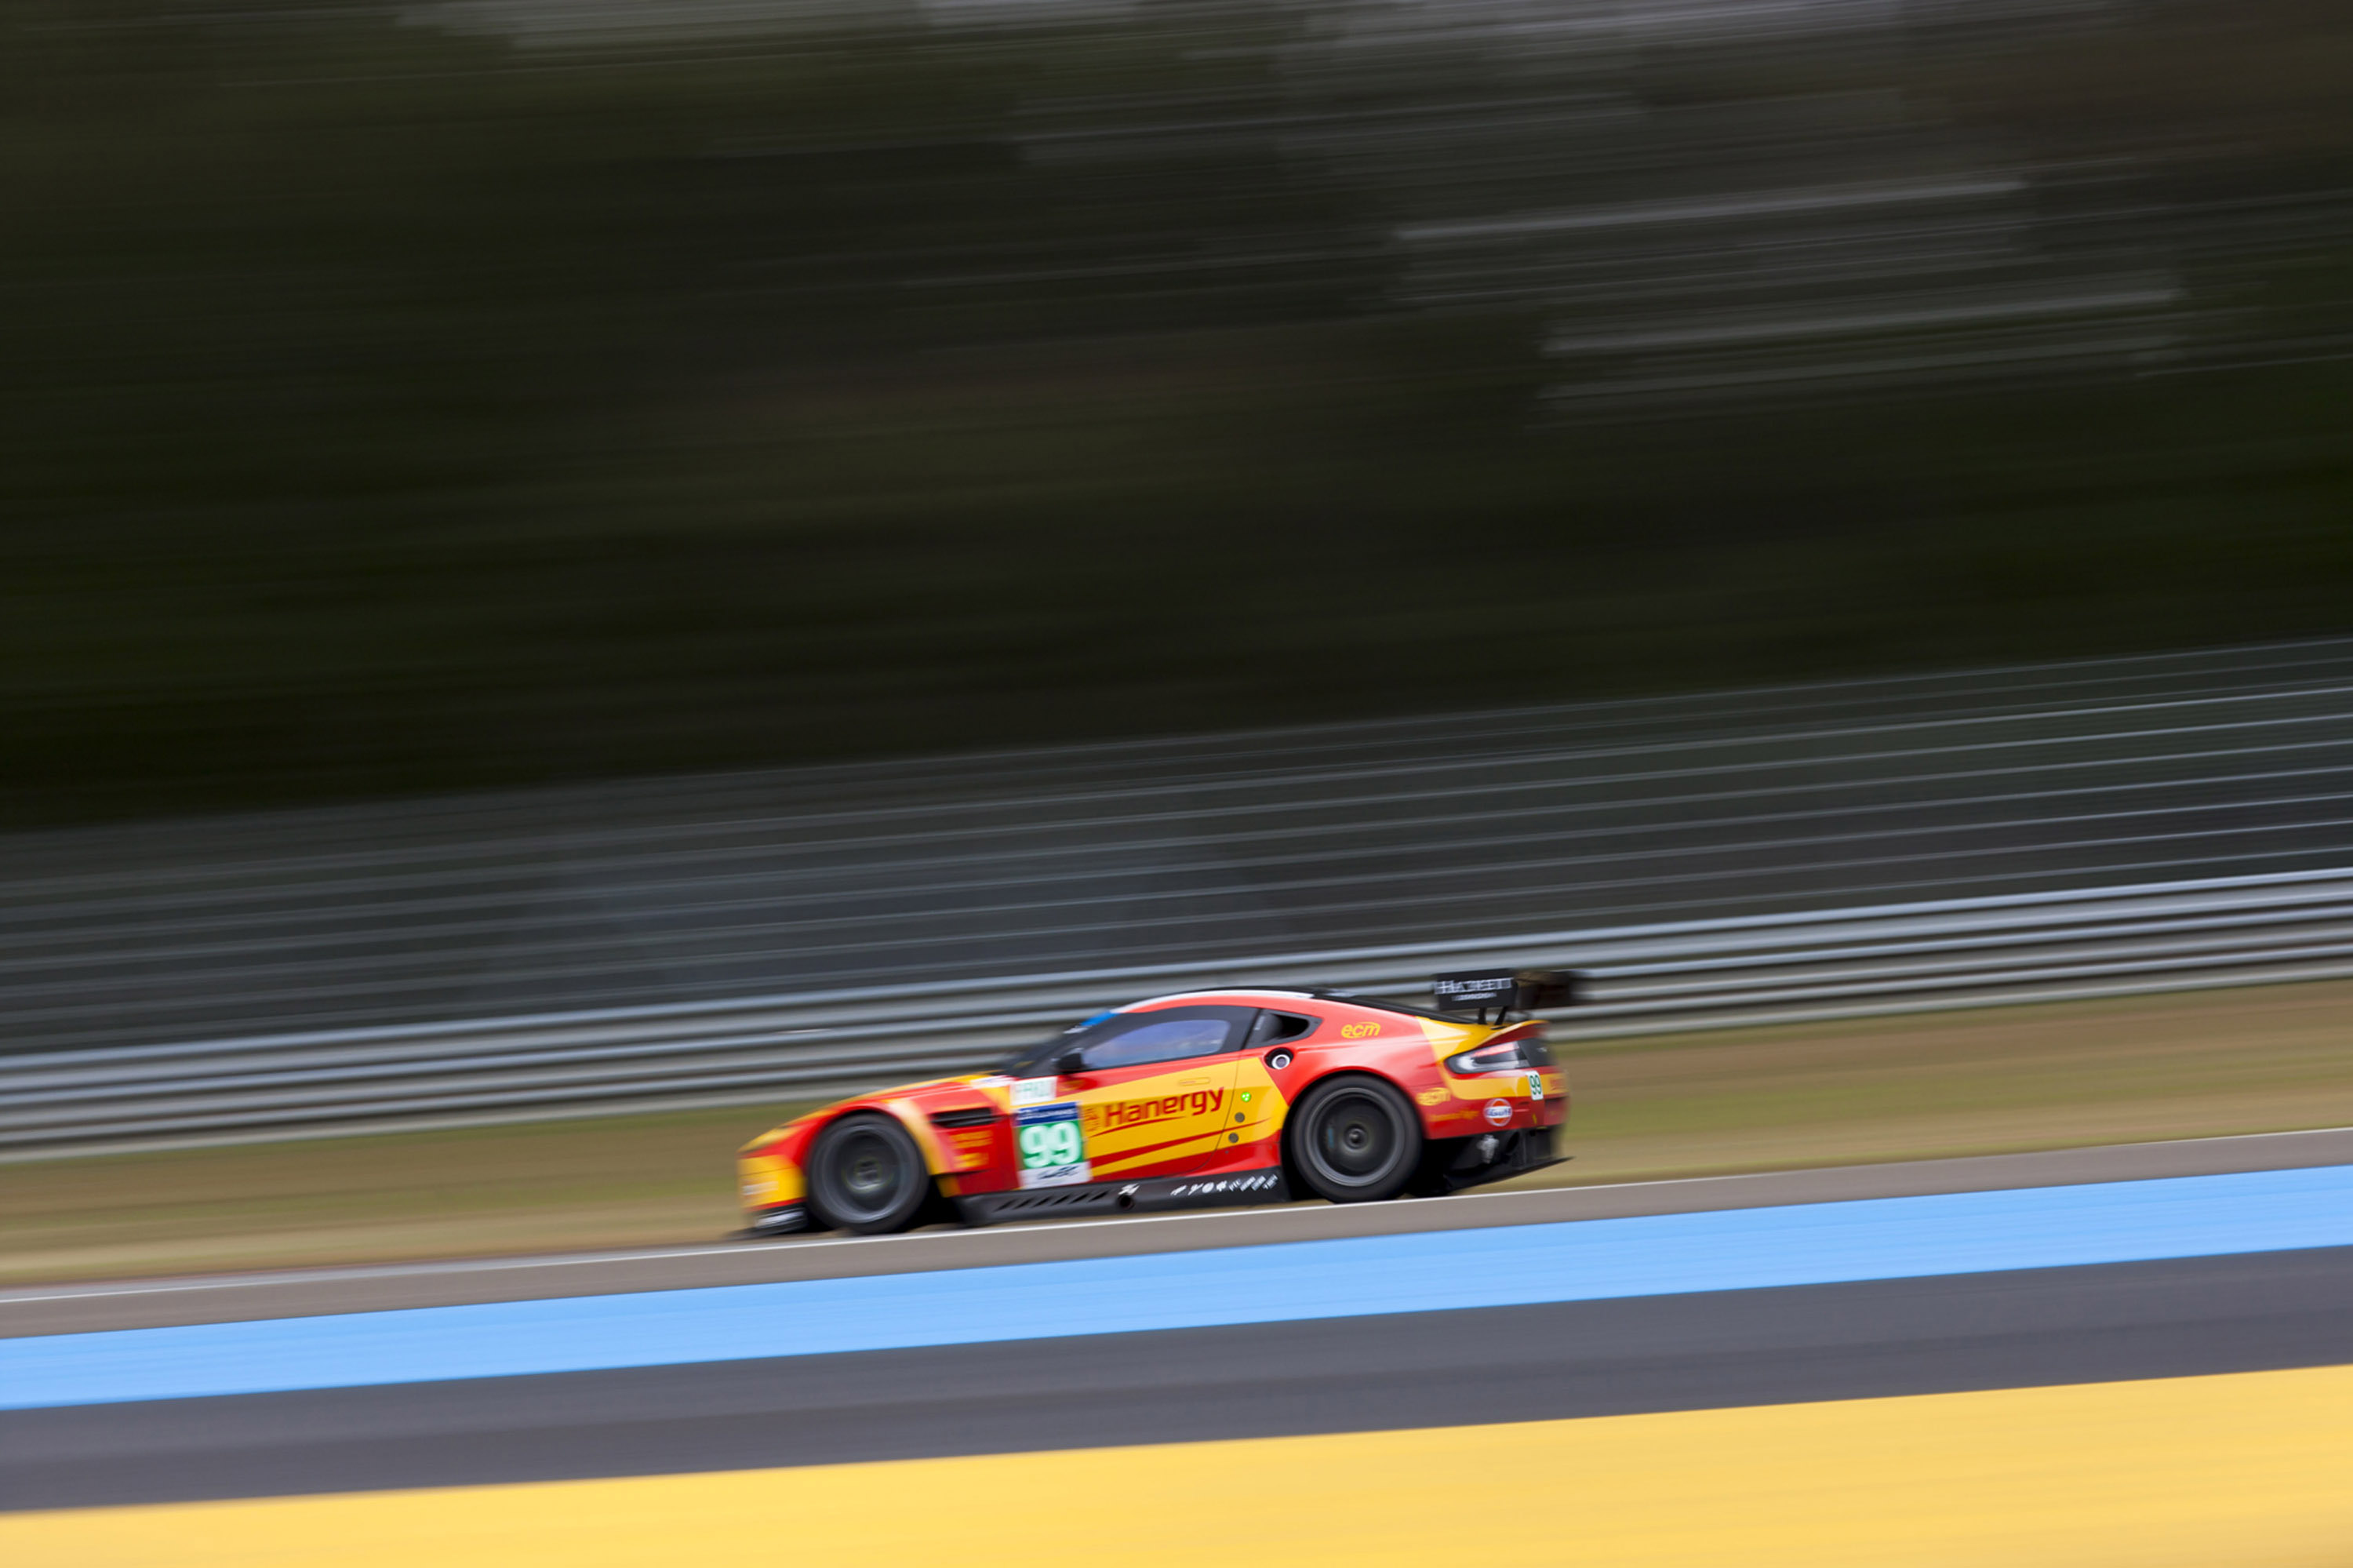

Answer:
[1445,1038,1554,1075]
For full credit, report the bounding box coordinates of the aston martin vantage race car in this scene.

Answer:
[736,969,1573,1235]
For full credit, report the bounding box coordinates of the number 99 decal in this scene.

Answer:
[1019,1119,1082,1168]
[1013,1102,1091,1188]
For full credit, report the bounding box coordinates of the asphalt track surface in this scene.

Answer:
[9,1126,2351,1337]
[5,1128,2352,1516]
[8,1245,2351,1512]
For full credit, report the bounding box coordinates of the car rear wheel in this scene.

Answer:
[805,1113,932,1235]
[1288,1076,1421,1203]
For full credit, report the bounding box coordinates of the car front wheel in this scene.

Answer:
[805,1112,932,1235]
[1287,1076,1422,1203]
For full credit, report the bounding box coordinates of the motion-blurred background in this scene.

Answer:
[9,0,2353,826]
[7,0,2353,1276]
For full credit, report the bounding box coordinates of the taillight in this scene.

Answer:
[1444,1037,1554,1075]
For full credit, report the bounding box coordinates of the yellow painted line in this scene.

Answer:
[9,1364,2353,1566]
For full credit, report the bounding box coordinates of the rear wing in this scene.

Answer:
[1431,968,1580,1024]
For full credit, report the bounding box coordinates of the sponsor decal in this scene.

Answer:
[1086,1087,1224,1138]
[1432,970,1518,1006]
[1166,1172,1283,1199]
[947,1127,996,1168]
[1340,1021,1383,1039]
[970,1075,1013,1090]
[1416,1087,1449,1107]
[1016,1162,1090,1190]
[1009,1078,1057,1108]
[1483,1097,1514,1127]
[1014,1102,1090,1188]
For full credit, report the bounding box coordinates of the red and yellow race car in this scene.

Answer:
[736,969,1573,1235]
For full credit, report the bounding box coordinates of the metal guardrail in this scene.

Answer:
[9,637,2353,1060]
[6,866,2350,1159]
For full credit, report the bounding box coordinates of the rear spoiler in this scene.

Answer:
[1431,968,1580,1024]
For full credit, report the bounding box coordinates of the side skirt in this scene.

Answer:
[955,1168,1293,1226]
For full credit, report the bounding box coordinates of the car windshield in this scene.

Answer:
[997,1006,1249,1075]
[996,1013,1115,1076]
[1078,1017,1233,1068]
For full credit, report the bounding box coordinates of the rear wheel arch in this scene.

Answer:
[1281,1071,1424,1204]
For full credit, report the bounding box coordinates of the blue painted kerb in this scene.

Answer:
[4,1163,2349,1411]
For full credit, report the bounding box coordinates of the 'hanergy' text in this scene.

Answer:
[1087,1088,1225,1136]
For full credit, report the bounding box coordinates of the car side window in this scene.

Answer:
[1246,1010,1319,1049]
[1078,1013,1244,1071]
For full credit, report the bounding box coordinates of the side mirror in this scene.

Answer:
[1053,1046,1086,1076]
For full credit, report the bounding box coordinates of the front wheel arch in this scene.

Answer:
[803,1111,936,1235]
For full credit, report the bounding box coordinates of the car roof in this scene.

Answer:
[1125,988,1467,1024]
[1119,989,1310,1009]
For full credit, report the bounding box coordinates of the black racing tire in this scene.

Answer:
[804,1112,933,1235]
[1286,1075,1422,1204]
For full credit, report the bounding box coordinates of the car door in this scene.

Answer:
[1009,1006,1253,1189]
